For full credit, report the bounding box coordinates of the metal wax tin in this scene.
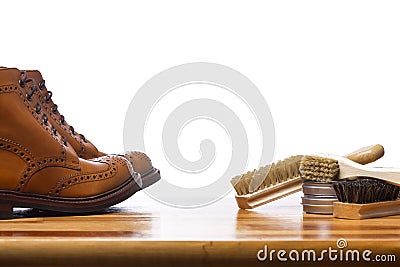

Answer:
[301,181,338,215]
[302,182,336,196]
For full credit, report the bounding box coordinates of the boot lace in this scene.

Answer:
[20,71,68,146]
[38,79,87,143]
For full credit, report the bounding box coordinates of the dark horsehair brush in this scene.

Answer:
[333,178,400,219]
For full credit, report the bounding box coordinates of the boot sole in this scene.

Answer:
[0,174,141,219]
[141,167,161,189]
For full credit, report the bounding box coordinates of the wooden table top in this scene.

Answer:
[0,192,399,267]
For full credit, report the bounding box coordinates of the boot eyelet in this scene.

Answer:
[19,80,25,88]
[51,125,57,136]
[39,80,45,89]
[62,136,68,146]
[80,134,87,143]
[35,103,42,114]
[43,114,49,126]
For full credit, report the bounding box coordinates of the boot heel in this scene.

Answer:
[0,204,13,219]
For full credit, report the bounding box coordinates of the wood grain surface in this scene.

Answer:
[0,192,398,266]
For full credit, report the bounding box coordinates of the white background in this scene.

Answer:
[2,1,400,205]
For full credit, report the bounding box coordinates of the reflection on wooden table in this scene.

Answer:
[0,192,398,266]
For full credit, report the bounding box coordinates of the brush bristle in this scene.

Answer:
[299,155,339,182]
[231,155,303,195]
[333,178,400,204]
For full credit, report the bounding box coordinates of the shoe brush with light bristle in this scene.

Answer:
[300,153,400,186]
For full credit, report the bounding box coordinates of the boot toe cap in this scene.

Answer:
[123,151,154,176]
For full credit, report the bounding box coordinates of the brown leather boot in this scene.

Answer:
[25,70,161,189]
[0,68,142,219]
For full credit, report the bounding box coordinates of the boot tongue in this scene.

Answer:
[0,68,23,84]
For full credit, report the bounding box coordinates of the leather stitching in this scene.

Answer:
[0,138,37,192]
[0,138,74,193]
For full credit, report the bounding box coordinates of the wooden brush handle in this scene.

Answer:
[338,159,400,186]
[345,144,384,165]
[333,200,400,219]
